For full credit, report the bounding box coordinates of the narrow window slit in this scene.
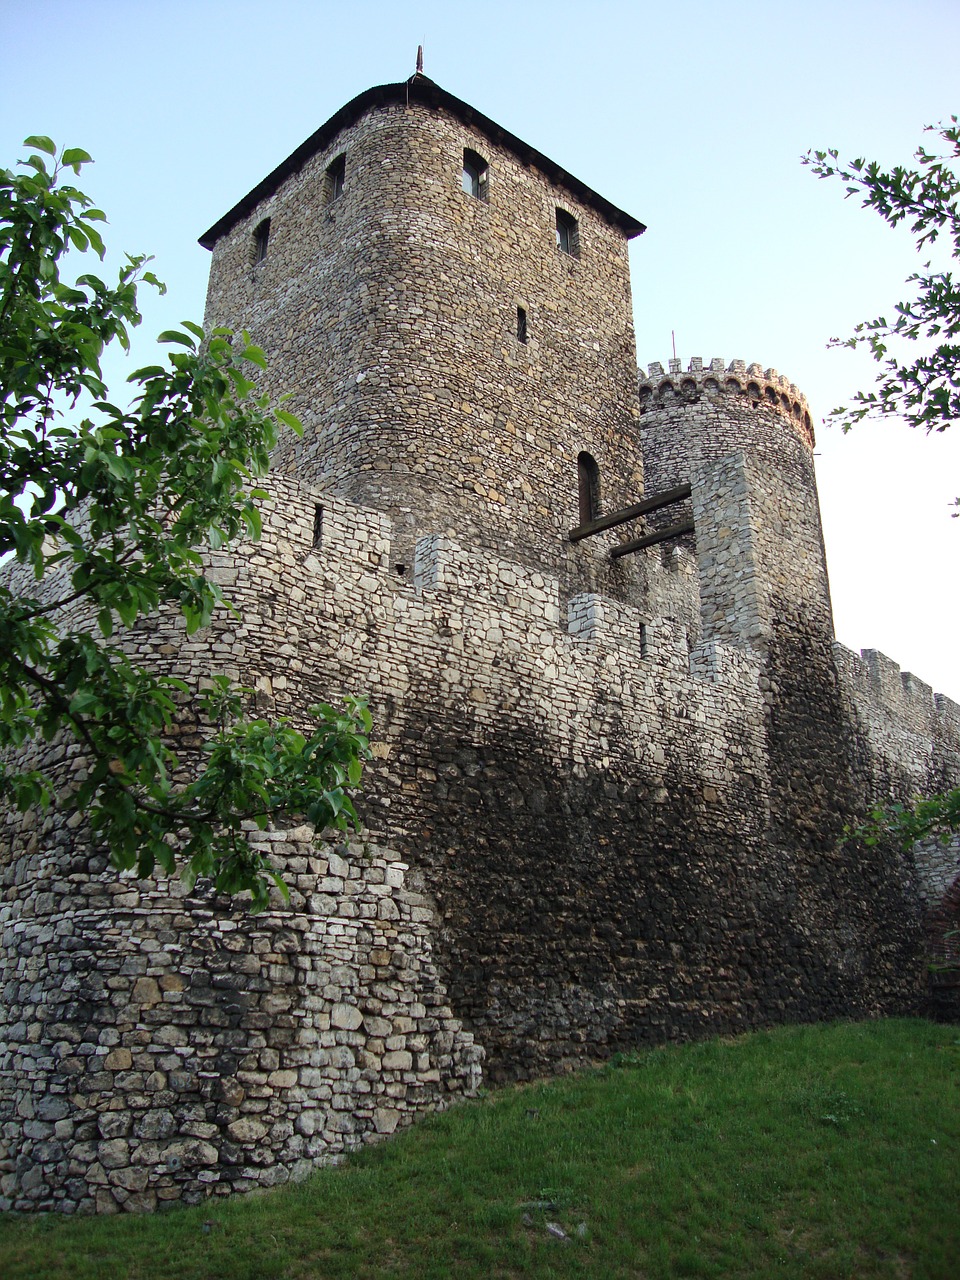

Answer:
[253,218,270,265]
[517,306,528,344]
[327,154,345,203]
[462,148,489,200]
[312,504,324,547]
[577,452,600,524]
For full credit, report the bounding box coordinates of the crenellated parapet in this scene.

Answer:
[834,641,960,775]
[833,641,960,933]
[636,359,825,636]
[639,356,815,449]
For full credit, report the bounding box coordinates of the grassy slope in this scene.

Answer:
[1,1019,958,1279]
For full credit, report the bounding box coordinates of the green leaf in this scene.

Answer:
[242,343,267,369]
[61,147,93,171]
[157,329,196,349]
[141,270,167,295]
[23,134,56,155]
[79,221,106,257]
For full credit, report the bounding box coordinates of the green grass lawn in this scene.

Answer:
[1,1019,958,1279]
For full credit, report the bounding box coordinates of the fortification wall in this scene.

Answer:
[0,822,482,1213]
[45,469,960,1043]
[834,642,960,906]
[2,463,958,1211]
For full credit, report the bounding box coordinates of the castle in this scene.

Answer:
[1,71,958,1214]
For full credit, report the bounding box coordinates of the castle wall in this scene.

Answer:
[834,642,960,907]
[0,823,481,1213]
[54,473,960,1060]
[2,463,958,1210]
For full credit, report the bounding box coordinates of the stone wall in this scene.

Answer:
[0,823,481,1213]
[1,459,958,1209]
[639,357,815,496]
[2,77,959,1216]
[835,642,960,916]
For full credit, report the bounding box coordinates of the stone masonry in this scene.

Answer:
[1,71,958,1212]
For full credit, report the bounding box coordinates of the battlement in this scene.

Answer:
[213,479,954,778]
[639,357,814,448]
[299,487,759,696]
[413,535,561,624]
[834,641,960,745]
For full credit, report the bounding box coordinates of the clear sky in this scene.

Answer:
[3,0,958,700]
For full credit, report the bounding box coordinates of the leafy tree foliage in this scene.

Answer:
[807,121,960,853]
[856,791,960,851]
[0,137,370,909]
[804,117,959,440]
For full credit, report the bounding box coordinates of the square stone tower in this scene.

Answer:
[199,72,647,574]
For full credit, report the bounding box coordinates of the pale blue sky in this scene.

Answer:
[3,0,958,698]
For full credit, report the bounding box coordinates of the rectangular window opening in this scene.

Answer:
[517,306,528,344]
[327,154,345,203]
[556,208,579,258]
[253,217,270,265]
[313,504,324,548]
[577,452,600,524]
[462,148,489,201]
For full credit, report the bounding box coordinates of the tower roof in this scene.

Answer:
[198,75,646,249]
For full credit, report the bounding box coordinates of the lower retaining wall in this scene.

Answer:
[0,826,483,1213]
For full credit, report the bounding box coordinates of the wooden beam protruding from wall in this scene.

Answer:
[567,483,691,543]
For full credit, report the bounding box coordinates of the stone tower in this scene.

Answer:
[637,358,832,648]
[200,73,647,579]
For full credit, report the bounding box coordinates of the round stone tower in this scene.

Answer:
[638,356,815,499]
[200,74,647,574]
[636,355,833,646]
